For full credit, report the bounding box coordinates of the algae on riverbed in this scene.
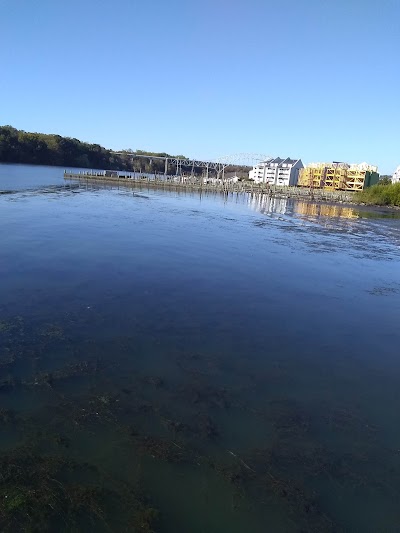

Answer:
[2,182,400,531]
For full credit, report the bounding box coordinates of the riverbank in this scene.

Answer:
[354,182,400,207]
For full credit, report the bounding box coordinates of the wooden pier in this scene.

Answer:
[63,171,355,203]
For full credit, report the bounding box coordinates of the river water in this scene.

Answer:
[1,163,400,532]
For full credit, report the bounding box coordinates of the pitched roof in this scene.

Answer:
[261,157,300,167]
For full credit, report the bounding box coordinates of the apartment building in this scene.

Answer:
[249,157,303,186]
[298,162,379,191]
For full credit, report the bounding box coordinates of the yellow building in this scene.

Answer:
[346,165,378,191]
[298,164,327,188]
[324,165,348,190]
[298,162,379,191]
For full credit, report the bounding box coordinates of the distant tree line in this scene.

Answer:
[0,126,189,173]
[0,125,251,178]
[0,125,135,170]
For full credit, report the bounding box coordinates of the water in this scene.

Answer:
[0,162,102,191]
[1,164,400,531]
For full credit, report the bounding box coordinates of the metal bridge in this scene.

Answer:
[112,152,270,179]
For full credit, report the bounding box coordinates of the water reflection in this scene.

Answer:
[246,192,400,223]
[246,193,359,219]
[293,201,359,219]
[247,194,288,215]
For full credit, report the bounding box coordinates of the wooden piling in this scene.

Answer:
[63,171,355,203]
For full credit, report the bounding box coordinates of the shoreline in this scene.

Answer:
[64,174,353,201]
[64,175,400,213]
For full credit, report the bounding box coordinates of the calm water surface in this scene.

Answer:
[1,164,400,532]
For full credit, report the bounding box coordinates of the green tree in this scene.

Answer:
[379,175,392,185]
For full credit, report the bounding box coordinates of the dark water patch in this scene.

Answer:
[0,446,159,532]
[1,181,400,530]
[367,284,400,296]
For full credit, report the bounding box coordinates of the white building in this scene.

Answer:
[392,165,400,183]
[249,157,303,186]
[202,176,239,185]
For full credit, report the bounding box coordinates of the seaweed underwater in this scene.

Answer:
[1,314,400,531]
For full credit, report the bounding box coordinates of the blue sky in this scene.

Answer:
[1,0,399,173]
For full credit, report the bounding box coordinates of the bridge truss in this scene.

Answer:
[113,152,271,179]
